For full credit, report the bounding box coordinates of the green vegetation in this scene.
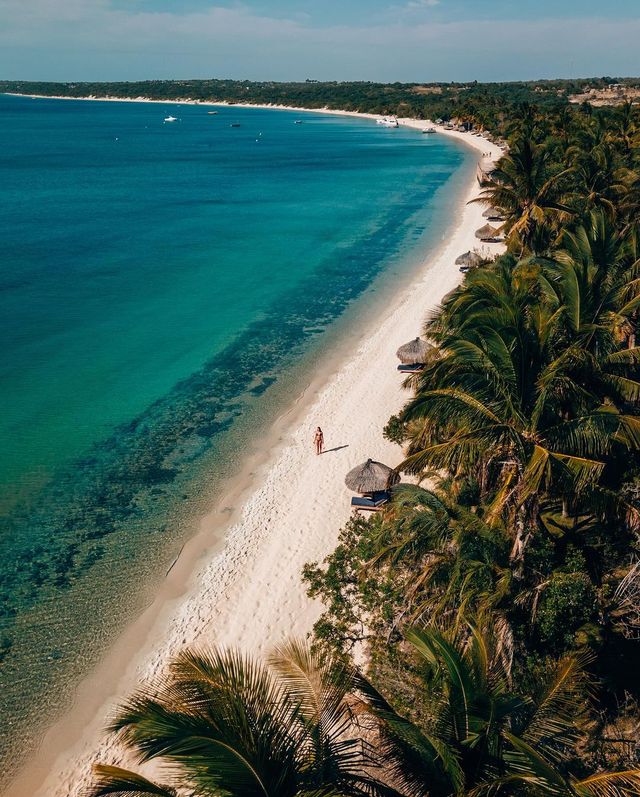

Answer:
[87,640,396,797]
[306,97,640,779]
[87,630,640,796]
[81,88,640,792]
[2,76,639,127]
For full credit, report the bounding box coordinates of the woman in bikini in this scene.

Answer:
[314,426,324,455]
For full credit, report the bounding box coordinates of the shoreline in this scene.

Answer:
[5,92,505,157]
[3,97,504,797]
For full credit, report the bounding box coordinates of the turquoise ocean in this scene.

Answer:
[0,93,473,782]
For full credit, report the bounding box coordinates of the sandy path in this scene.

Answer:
[4,106,504,797]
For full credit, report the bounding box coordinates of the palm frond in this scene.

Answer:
[85,766,177,797]
[574,769,640,797]
[268,639,354,736]
[520,650,593,756]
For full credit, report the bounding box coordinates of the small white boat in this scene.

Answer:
[164,116,178,123]
[422,127,437,134]
[294,120,303,124]
[207,111,218,115]
[376,116,399,128]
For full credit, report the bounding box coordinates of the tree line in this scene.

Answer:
[2,76,638,127]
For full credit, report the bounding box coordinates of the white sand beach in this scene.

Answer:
[4,107,504,797]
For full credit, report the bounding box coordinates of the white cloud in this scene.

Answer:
[388,0,440,19]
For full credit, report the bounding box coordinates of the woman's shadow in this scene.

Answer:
[322,445,349,454]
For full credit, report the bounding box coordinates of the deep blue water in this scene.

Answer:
[0,93,472,781]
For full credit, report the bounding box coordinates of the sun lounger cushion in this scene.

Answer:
[351,491,390,511]
[397,363,424,373]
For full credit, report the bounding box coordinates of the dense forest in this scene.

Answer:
[303,98,640,791]
[17,81,639,795]
[2,75,639,128]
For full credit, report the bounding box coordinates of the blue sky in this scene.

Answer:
[1,0,639,82]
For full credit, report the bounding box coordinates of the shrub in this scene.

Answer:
[535,572,597,654]
[382,414,406,445]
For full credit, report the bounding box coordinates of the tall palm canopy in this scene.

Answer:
[399,229,640,565]
[87,632,640,797]
[87,641,396,797]
[359,625,640,797]
[477,137,572,253]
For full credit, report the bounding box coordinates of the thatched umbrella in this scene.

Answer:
[483,207,504,221]
[396,337,432,365]
[345,459,400,494]
[455,250,483,268]
[476,223,500,241]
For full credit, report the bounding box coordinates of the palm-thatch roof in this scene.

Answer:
[476,165,491,186]
[455,250,483,267]
[476,158,497,186]
[396,337,433,365]
[345,459,400,494]
[483,207,505,221]
[475,223,501,241]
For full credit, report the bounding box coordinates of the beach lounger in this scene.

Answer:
[351,491,390,512]
[397,363,424,374]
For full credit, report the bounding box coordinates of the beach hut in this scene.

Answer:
[476,223,501,242]
[345,459,400,512]
[455,250,483,268]
[396,337,433,373]
[483,207,505,221]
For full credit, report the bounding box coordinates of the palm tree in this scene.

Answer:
[566,143,629,218]
[358,623,640,797]
[613,101,637,164]
[550,106,577,150]
[542,210,640,356]
[503,101,544,142]
[87,641,397,797]
[400,258,640,569]
[362,483,511,632]
[476,138,573,254]
[88,631,640,797]
[427,255,536,340]
[619,171,640,232]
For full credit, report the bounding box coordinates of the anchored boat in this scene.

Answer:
[376,116,399,128]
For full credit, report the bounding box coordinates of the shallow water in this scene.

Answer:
[0,94,472,783]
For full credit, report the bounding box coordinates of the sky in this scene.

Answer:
[1,0,639,83]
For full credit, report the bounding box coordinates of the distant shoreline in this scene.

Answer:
[5,92,506,159]
[3,96,505,797]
